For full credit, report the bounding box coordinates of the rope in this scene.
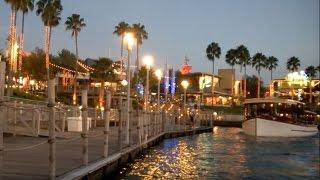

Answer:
[56,136,82,143]
[88,132,104,138]
[4,140,47,152]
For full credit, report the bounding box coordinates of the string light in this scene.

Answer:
[77,60,95,71]
[50,62,88,76]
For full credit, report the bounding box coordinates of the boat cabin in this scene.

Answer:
[244,98,317,125]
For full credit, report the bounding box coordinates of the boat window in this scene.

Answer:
[244,102,315,125]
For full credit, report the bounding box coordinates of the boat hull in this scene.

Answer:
[243,118,318,137]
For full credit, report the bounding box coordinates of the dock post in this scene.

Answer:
[81,89,88,165]
[47,79,56,180]
[144,110,147,142]
[0,62,5,151]
[118,96,122,151]
[137,109,141,145]
[103,91,111,158]
[0,62,6,179]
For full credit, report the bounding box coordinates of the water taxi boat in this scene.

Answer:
[242,98,319,137]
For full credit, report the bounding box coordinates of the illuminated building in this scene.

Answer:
[268,71,320,103]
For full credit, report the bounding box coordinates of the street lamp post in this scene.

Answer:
[155,69,162,134]
[124,32,135,145]
[142,55,154,139]
[181,80,189,110]
[142,55,154,111]
[181,80,189,131]
[155,69,162,111]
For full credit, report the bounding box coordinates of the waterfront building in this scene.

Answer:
[268,71,320,105]
[177,69,236,106]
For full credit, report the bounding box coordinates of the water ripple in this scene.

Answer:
[118,127,319,179]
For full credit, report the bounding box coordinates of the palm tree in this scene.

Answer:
[65,13,86,105]
[4,0,19,64]
[18,0,34,73]
[236,45,250,98]
[36,0,63,81]
[266,56,278,81]
[113,21,130,71]
[4,0,20,96]
[286,56,300,99]
[286,56,300,72]
[305,66,317,104]
[206,42,221,106]
[265,56,278,97]
[225,48,237,96]
[132,23,148,72]
[252,53,267,98]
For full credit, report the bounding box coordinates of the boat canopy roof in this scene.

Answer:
[243,98,305,105]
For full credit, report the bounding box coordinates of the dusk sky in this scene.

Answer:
[0,0,319,83]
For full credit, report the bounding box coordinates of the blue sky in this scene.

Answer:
[0,0,319,83]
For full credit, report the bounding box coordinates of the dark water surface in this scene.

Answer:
[116,127,319,179]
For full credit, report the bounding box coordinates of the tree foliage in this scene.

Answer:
[246,75,266,98]
[286,56,300,72]
[65,13,86,38]
[22,47,47,80]
[132,66,158,91]
[90,57,117,83]
[251,52,267,74]
[235,45,251,70]
[305,66,317,78]
[36,0,62,27]
[225,49,237,67]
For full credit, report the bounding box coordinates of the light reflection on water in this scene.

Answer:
[119,127,319,179]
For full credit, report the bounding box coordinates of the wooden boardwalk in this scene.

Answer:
[1,122,196,179]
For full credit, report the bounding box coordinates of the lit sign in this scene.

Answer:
[286,71,309,86]
[199,75,213,90]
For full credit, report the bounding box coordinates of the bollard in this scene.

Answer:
[47,79,56,180]
[81,89,88,165]
[104,91,111,158]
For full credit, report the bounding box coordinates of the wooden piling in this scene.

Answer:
[104,91,111,158]
[47,79,56,180]
[137,109,141,145]
[0,62,5,151]
[0,62,6,179]
[81,89,88,165]
[118,96,122,151]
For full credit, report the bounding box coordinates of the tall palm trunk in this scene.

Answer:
[257,71,260,98]
[239,65,242,98]
[99,81,105,107]
[231,66,234,96]
[44,25,52,81]
[73,33,79,105]
[135,42,139,73]
[7,8,17,96]
[244,65,247,98]
[120,35,124,78]
[120,35,124,59]
[270,69,273,97]
[18,12,25,74]
[309,78,312,104]
[212,61,215,106]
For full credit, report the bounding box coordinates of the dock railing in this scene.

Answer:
[0,73,213,179]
